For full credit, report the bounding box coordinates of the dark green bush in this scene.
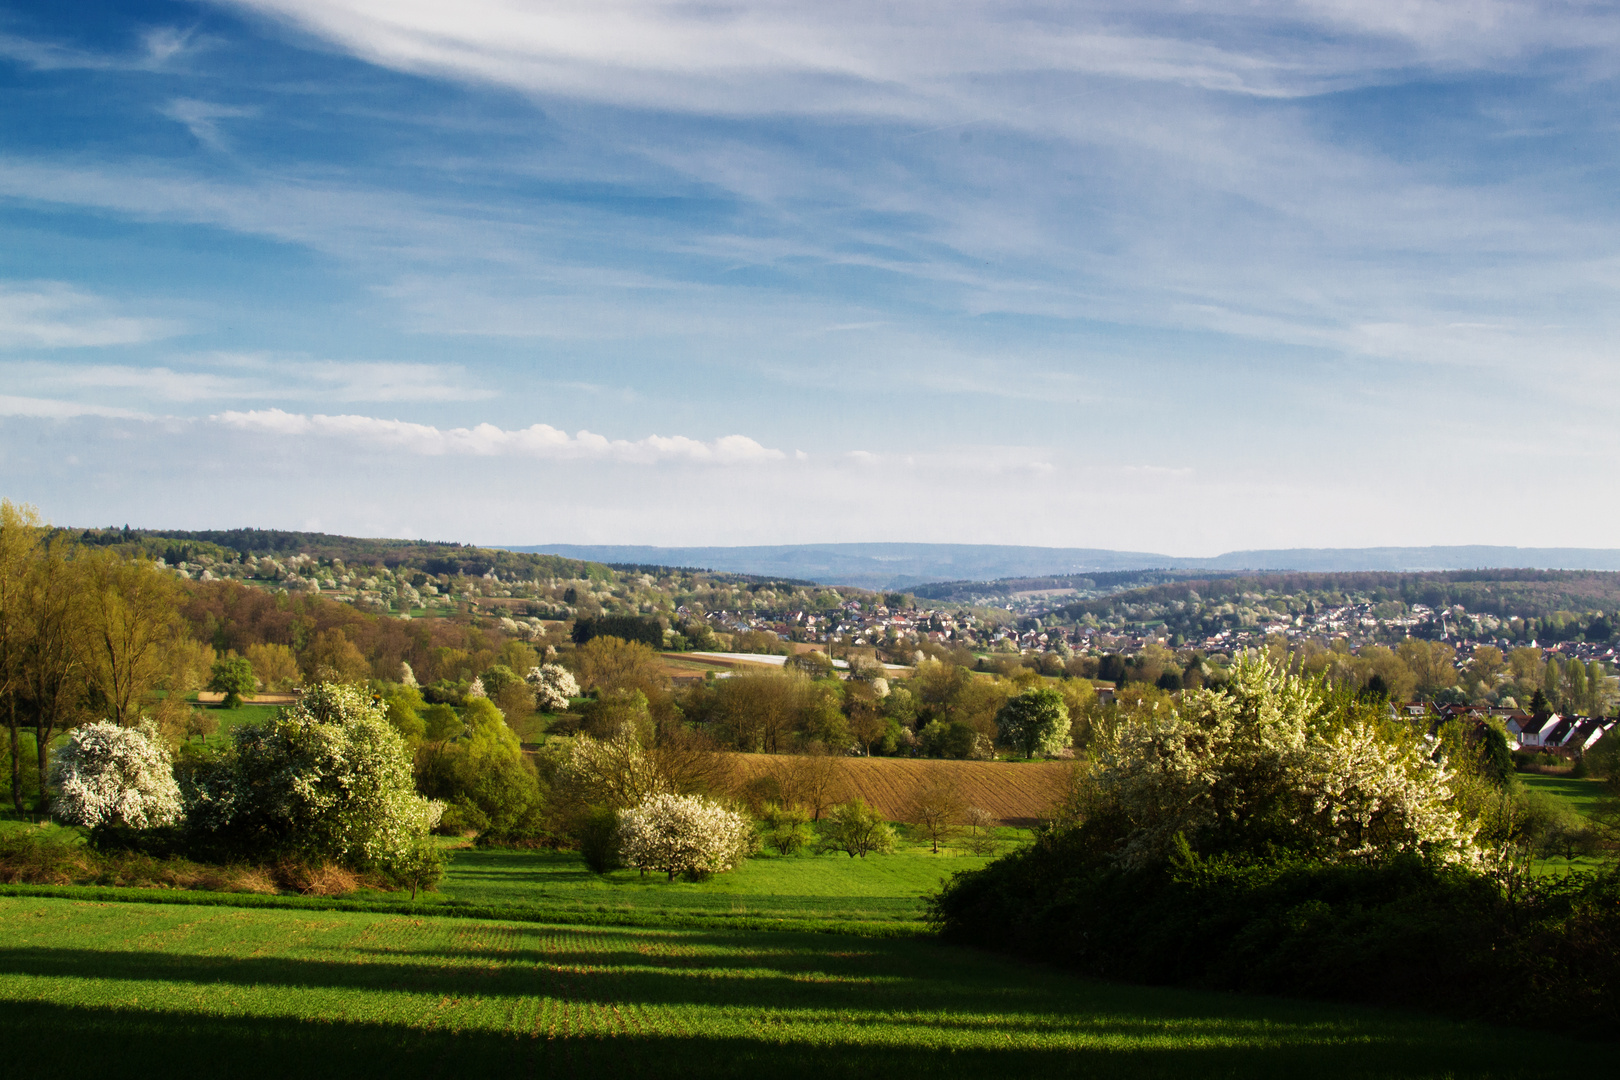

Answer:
[577,806,622,873]
[930,833,1620,1032]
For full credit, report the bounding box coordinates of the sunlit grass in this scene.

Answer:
[0,896,1601,1079]
[440,832,1019,925]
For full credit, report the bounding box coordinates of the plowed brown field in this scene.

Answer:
[730,753,1070,825]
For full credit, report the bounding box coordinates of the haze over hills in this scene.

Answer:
[508,543,1620,591]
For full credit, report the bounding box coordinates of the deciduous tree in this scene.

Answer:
[618,792,754,880]
[208,654,256,709]
[817,799,895,858]
[996,687,1071,759]
[570,635,666,696]
[905,769,965,853]
[80,551,179,727]
[0,500,43,814]
[49,720,182,830]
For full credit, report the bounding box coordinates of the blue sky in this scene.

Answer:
[2,1,1619,552]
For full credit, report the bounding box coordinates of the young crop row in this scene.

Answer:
[0,897,1604,1079]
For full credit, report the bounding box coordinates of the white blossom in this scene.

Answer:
[1086,655,1481,869]
[184,683,437,870]
[526,663,580,712]
[399,661,418,688]
[467,676,487,699]
[618,792,754,880]
[556,730,670,810]
[50,721,182,829]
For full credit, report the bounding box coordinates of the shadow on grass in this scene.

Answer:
[0,997,1597,1080]
[0,940,1040,1015]
[0,934,1600,1072]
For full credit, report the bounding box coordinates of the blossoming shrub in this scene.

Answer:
[926,656,1569,1019]
[618,793,754,880]
[184,683,442,877]
[527,663,580,712]
[50,721,182,830]
[1080,656,1479,869]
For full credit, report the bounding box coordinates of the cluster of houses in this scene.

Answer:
[1406,701,1613,757]
[697,601,996,650]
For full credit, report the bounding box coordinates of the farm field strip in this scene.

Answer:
[731,753,1070,824]
[0,896,1601,1079]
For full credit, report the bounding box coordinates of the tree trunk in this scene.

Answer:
[7,697,20,815]
[34,720,49,823]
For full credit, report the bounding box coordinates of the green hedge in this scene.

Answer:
[929,836,1620,1033]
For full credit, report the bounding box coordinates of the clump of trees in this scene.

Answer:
[932,655,1620,1030]
[183,683,442,877]
[1076,658,1479,870]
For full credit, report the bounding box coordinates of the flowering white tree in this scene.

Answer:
[527,663,580,712]
[618,793,754,880]
[555,730,669,810]
[184,683,441,871]
[50,721,182,829]
[466,676,487,700]
[1083,655,1481,869]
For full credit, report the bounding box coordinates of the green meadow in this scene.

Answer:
[438,832,1016,926]
[0,895,1605,1080]
[1521,773,1610,818]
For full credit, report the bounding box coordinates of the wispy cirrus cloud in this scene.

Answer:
[0,356,494,405]
[0,25,202,72]
[0,394,152,420]
[160,98,257,152]
[0,283,180,349]
[213,408,786,464]
[216,0,1620,115]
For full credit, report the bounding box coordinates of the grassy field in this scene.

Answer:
[1521,774,1613,875]
[0,895,1606,1080]
[0,819,1016,932]
[438,832,1017,926]
[1521,773,1610,818]
[731,753,1070,825]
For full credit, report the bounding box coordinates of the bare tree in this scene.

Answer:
[714,671,803,753]
[963,805,999,856]
[773,747,848,821]
[905,768,966,854]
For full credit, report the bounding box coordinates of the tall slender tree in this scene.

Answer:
[81,550,179,727]
[0,501,44,813]
[20,532,88,821]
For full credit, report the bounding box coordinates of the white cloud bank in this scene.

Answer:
[213,408,785,463]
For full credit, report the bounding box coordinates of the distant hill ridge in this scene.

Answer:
[507,543,1620,590]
